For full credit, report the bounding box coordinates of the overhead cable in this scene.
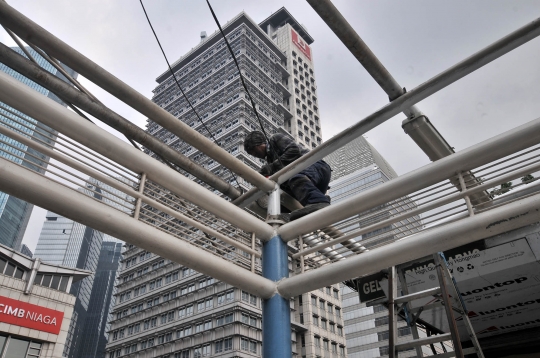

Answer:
[139,0,241,189]
[205,0,283,168]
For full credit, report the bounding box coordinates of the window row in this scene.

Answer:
[123,251,152,269]
[112,310,257,344]
[309,335,345,355]
[309,296,341,316]
[119,269,211,304]
[310,315,343,335]
[110,335,259,357]
[33,273,70,292]
[121,259,165,283]
[0,256,25,280]
[113,290,239,335]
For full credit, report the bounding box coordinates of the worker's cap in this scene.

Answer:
[243,131,266,153]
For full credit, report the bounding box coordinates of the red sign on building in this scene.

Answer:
[0,295,64,334]
[291,29,311,61]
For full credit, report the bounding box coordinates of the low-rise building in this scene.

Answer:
[0,242,91,357]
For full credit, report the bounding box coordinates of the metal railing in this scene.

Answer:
[0,2,540,355]
[0,0,537,296]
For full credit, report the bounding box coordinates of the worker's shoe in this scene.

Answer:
[290,202,330,221]
[279,213,291,223]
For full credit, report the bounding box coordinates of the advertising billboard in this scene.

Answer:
[0,295,64,334]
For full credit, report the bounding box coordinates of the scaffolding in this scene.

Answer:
[0,1,539,357]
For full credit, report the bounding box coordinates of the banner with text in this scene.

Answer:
[0,295,64,334]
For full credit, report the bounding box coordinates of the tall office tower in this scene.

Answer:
[79,238,124,358]
[106,8,345,358]
[145,7,321,191]
[325,137,422,358]
[260,8,322,150]
[0,46,76,251]
[34,178,130,358]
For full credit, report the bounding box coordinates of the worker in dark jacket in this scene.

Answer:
[243,130,331,221]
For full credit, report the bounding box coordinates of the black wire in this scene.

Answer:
[138,0,240,188]
[204,0,283,169]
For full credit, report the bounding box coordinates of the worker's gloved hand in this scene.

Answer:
[259,165,272,177]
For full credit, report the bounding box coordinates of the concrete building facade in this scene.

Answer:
[0,242,91,357]
[0,46,76,252]
[106,7,346,358]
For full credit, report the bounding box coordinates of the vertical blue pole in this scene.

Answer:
[262,186,292,358]
[262,235,291,358]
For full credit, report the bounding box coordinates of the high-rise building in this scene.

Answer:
[259,8,322,150]
[0,46,76,251]
[34,178,130,358]
[20,243,33,257]
[325,136,423,358]
[35,210,104,358]
[79,238,124,358]
[106,8,346,358]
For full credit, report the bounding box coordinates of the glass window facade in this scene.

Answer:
[0,335,42,358]
[0,46,76,250]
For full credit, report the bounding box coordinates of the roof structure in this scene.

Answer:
[0,242,92,283]
[259,7,314,44]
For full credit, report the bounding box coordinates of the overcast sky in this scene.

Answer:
[2,0,540,251]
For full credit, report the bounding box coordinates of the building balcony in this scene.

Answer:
[277,81,291,98]
[291,320,308,333]
[278,62,290,78]
[278,103,293,119]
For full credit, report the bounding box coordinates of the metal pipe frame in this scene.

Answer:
[231,15,540,208]
[306,0,421,117]
[0,121,261,257]
[0,69,275,240]
[291,156,540,259]
[0,43,242,200]
[0,1,275,194]
[2,25,37,65]
[0,157,276,299]
[307,0,491,208]
[279,114,540,241]
[262,187,292,358]
[24,40,102,104]
[434,253,464,358]
[277,189,540,298]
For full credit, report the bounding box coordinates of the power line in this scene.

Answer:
[138,0,241,189]
[205,0,283,169]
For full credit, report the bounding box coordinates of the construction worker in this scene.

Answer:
[243,130,331,221]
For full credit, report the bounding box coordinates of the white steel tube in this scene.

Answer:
[458,171,475,216]
[277,190,540,298]
[0,157,277,299]
[291,157,540,258]
[306,0,422,118]
[279,115,540,241]
[133,172,146,220]
[0,42,243,200]
[231,16,540,207]
[0,69,275,240]
[0,1,275,193]
[0,122,262,256]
